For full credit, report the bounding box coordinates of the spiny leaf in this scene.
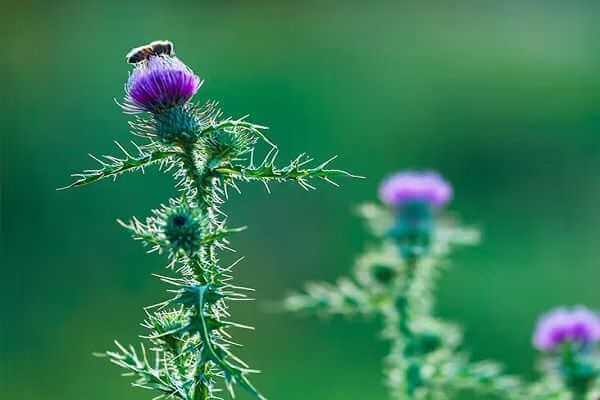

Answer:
[102,342,189,399]
[60,145,179,190]
[216,153,363,189]
[283,278,368,316]
[193,285,266,400]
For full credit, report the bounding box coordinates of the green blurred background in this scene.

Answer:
[3,0,600,399]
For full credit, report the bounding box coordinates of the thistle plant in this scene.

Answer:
[283,171,523,399]
[284,170,600,399]
[61,40,357,400]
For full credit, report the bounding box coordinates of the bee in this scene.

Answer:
[126,40,175,64]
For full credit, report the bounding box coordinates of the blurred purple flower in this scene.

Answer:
[533,306,600,352]
[378,171,452,208]
[123,56,202,114]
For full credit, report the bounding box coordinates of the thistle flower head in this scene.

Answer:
[123,54,202,114]
[378,171,452,208]
[533,306,600,352]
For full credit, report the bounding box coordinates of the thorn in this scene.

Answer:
[262,180,271,194]
[89,153,109,166]
[323,177,339,187]
[317,155,338,169]
[114,141,133,158]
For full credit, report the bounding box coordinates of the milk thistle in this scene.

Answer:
[62,40,358,400]
[284,171,521,399]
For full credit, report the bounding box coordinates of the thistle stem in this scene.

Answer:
[179,142,218,400]
[384,257,419,399]
[193,377,210,400]
[397,258,417,339]
[179,143,211,211]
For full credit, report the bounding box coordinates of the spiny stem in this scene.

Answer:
[193,379,210,400]
[177,143,215,400]
[397,259,416,339]
[386,257,419,399]
[179,143,211,212]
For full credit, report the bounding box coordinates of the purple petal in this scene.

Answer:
[532,306,600,352]
[378,171,453,208]
[123,56,201,114]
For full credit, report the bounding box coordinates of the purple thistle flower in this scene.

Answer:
[123,55,202,114]
[378,171,452,208]
[533,306,600,352]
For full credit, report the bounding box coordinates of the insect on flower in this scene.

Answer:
[126,40,175,64]
[122,44,201,116]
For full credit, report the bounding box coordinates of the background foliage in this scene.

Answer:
[2,1,600,399]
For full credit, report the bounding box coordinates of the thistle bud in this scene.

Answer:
[371,264,397,285]
[203,129,257,167]
[403,332,442,357]
[161,205,205,256]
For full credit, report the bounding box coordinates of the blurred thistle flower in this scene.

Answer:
[378,171,452,208]
[123,55,202,114]
[380,171,452,260]
[533,306,600,352]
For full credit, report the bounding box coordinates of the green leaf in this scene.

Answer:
[102,341,190,399]
[172,284,266,400]
[216,154,363,190]
[59,142,179,190]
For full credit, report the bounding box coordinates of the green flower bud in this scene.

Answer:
[203,129,257,167]
[371,264,397,285]
[162,204,205,256]
[404,332,442,357]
